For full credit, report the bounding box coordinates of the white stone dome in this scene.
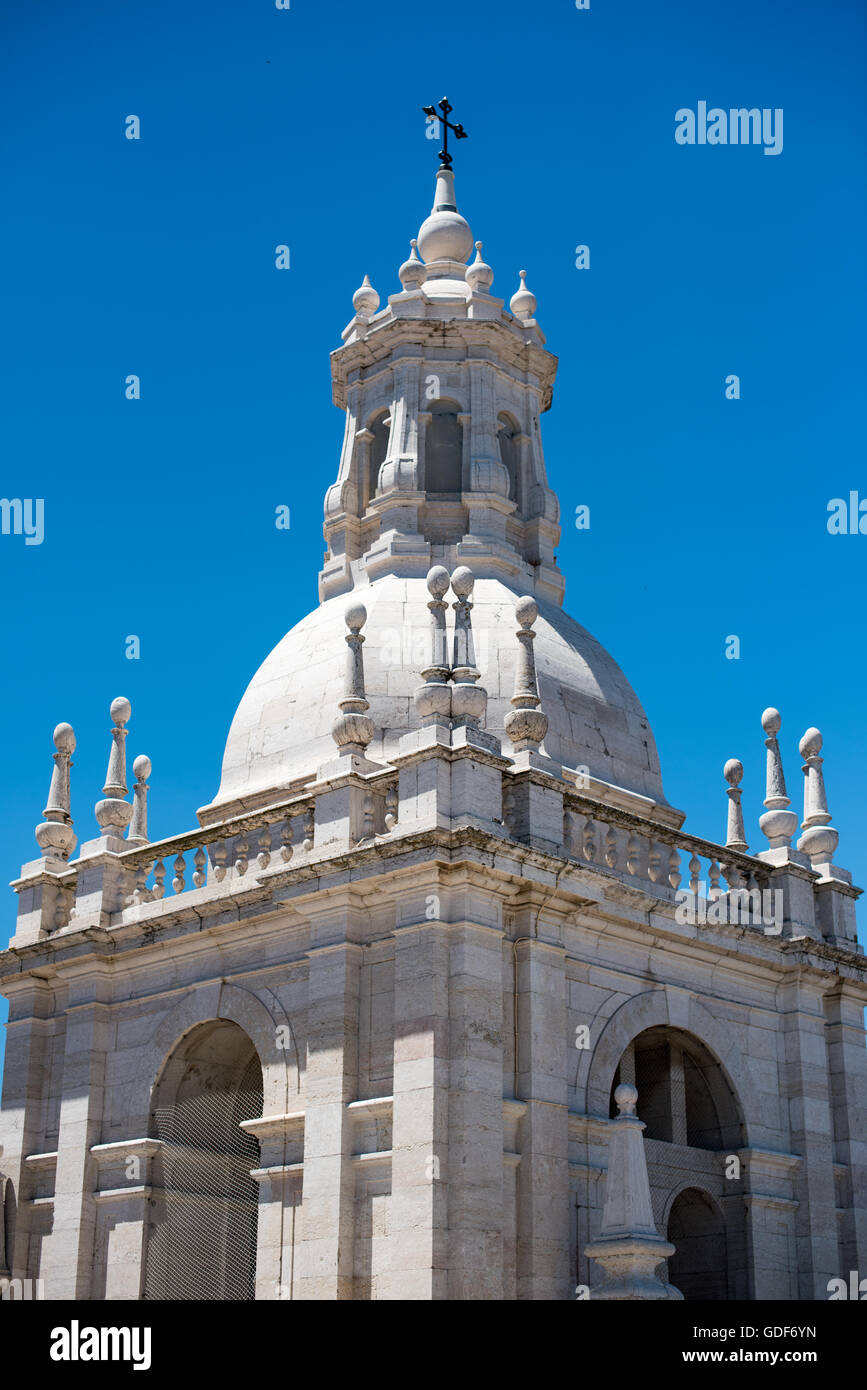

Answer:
[205,574,671,819]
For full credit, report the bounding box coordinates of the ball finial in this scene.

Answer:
[514,595,538,629]
[110,697,131,728]
[614,1082,638,1116]
[133,754,152,782]
[724,758,744,787]
[53,722,76,754]
[426,565,450,599]
[352,274,380,316]
[799,727,823,759]
[344,601,367,634]
[761,707,782,735]
[450,565,475,600]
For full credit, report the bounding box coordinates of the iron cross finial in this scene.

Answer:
[422,96,468,170]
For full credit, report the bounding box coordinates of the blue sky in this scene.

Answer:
[1,0,865,1078]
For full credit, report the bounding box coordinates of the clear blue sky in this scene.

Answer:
[1,0,865,1078]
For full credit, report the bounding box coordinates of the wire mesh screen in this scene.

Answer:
[144,1054,263,1301]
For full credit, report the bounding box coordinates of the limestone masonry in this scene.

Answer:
[1,157,864,1301]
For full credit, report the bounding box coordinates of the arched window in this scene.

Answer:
[144,1020,263,1301]
[426,399,463,493]
[608,1027,742,1150]
[497,413,521,506]
[368,412,390,504]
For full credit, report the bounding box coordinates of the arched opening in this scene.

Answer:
[667,1188,728,1300]
[497,412,521,507]
[367,411,390,504]
[606,1026,748,1299]
[143,1020,263,1301]
[426,398,463,493]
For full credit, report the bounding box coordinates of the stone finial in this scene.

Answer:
[94,697,133,839]
[724,758,748,852]
[126,754,152,847]
[510,269,537,320]
[332,602,375,755]
[465,241,494,294]
[450,566,487,728]
[35,722,77,862]
[584,1082,682,1300]
[398,239,426,291]
[759,708,798,850]
[504,596,549,754]
[797,727,839,869]
[414,566,452,726]
[352,274,380,317]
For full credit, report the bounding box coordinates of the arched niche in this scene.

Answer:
[426,398,463,493]
[497,412,521,507]
[667,1187,728,1301]
[367,410,390,504]
[143,1019,263,1301]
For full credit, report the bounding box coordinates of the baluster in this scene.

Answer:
[152,859,166,900]
[724,859,744,891]
[647,841,664,884]
[257,824,272,869]
[708,860,721,900]
[667,845,682,890]
[385,783,398,831]
[688,853,701,897]
[604,826,618,869]
[280,818,294,863]
[172,853,186,894]
[626,834,641,876]
[563,807,578,855]
[235,832,249,876]
[302,806,314,853]
[133,859,151,905]
[212,840,227,882]
[582,817,597,863]
[363,791,375,841]
[193,848,206,888]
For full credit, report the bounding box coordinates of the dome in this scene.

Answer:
[204,574,671,820]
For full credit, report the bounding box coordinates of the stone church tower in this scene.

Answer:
[1,152,865,1302]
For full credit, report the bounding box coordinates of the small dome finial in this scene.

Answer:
[510,269,537,320]
[352,273,380,317]
[466,241,493,293]
[399,239,426,291]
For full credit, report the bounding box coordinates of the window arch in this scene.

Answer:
[497,412,521,506]
[426,398,463,493]
[608,1026,743,1150]
[367,411,390,504]
[143,1020,263,1301]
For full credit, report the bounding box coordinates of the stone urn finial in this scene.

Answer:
[504,595,548,755]
[758,708,798,850]
[126,754,152,848]
[450,566,487,728]
[94,698,133,839]
[414,566,452,726]
[723,757,748,852]
[797,726,839,869]
[35,722,77,862]
[332,602,375,755]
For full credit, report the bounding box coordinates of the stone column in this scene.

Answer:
[40,961,112,1298]
[294,934,361,1300]
[514,935,570,1300]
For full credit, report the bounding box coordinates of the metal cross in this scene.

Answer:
[422,97,468,169]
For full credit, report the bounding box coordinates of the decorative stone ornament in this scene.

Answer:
[797,727,839,869]
[352,274,380,318]
[126,755,152,848]
[35,722,77,862]
[724,758,748,852]
[465,241,493,294]
[584,1084,683,1301]
[504,596,548,754]
[414,566,452,726]
[449,566,487,728]
[510,269,537,320]
[94,697,133,839]
[332,603,375,755]
[759,708,798,850]
[398,239,426,291]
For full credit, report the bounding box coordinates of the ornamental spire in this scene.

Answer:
[332,602,375,757]
[723,758,748,852]
[94,697,133,840]
[796,727,839,869]
[35,722,77,862]
[504,597,548,755]
[413,566,452,727]
[126,754,152,847]
[758,708,798,851]
[449,566,487,730]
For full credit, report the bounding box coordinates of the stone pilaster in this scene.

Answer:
[824,984,867,1276]
[0,977,55,1280]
